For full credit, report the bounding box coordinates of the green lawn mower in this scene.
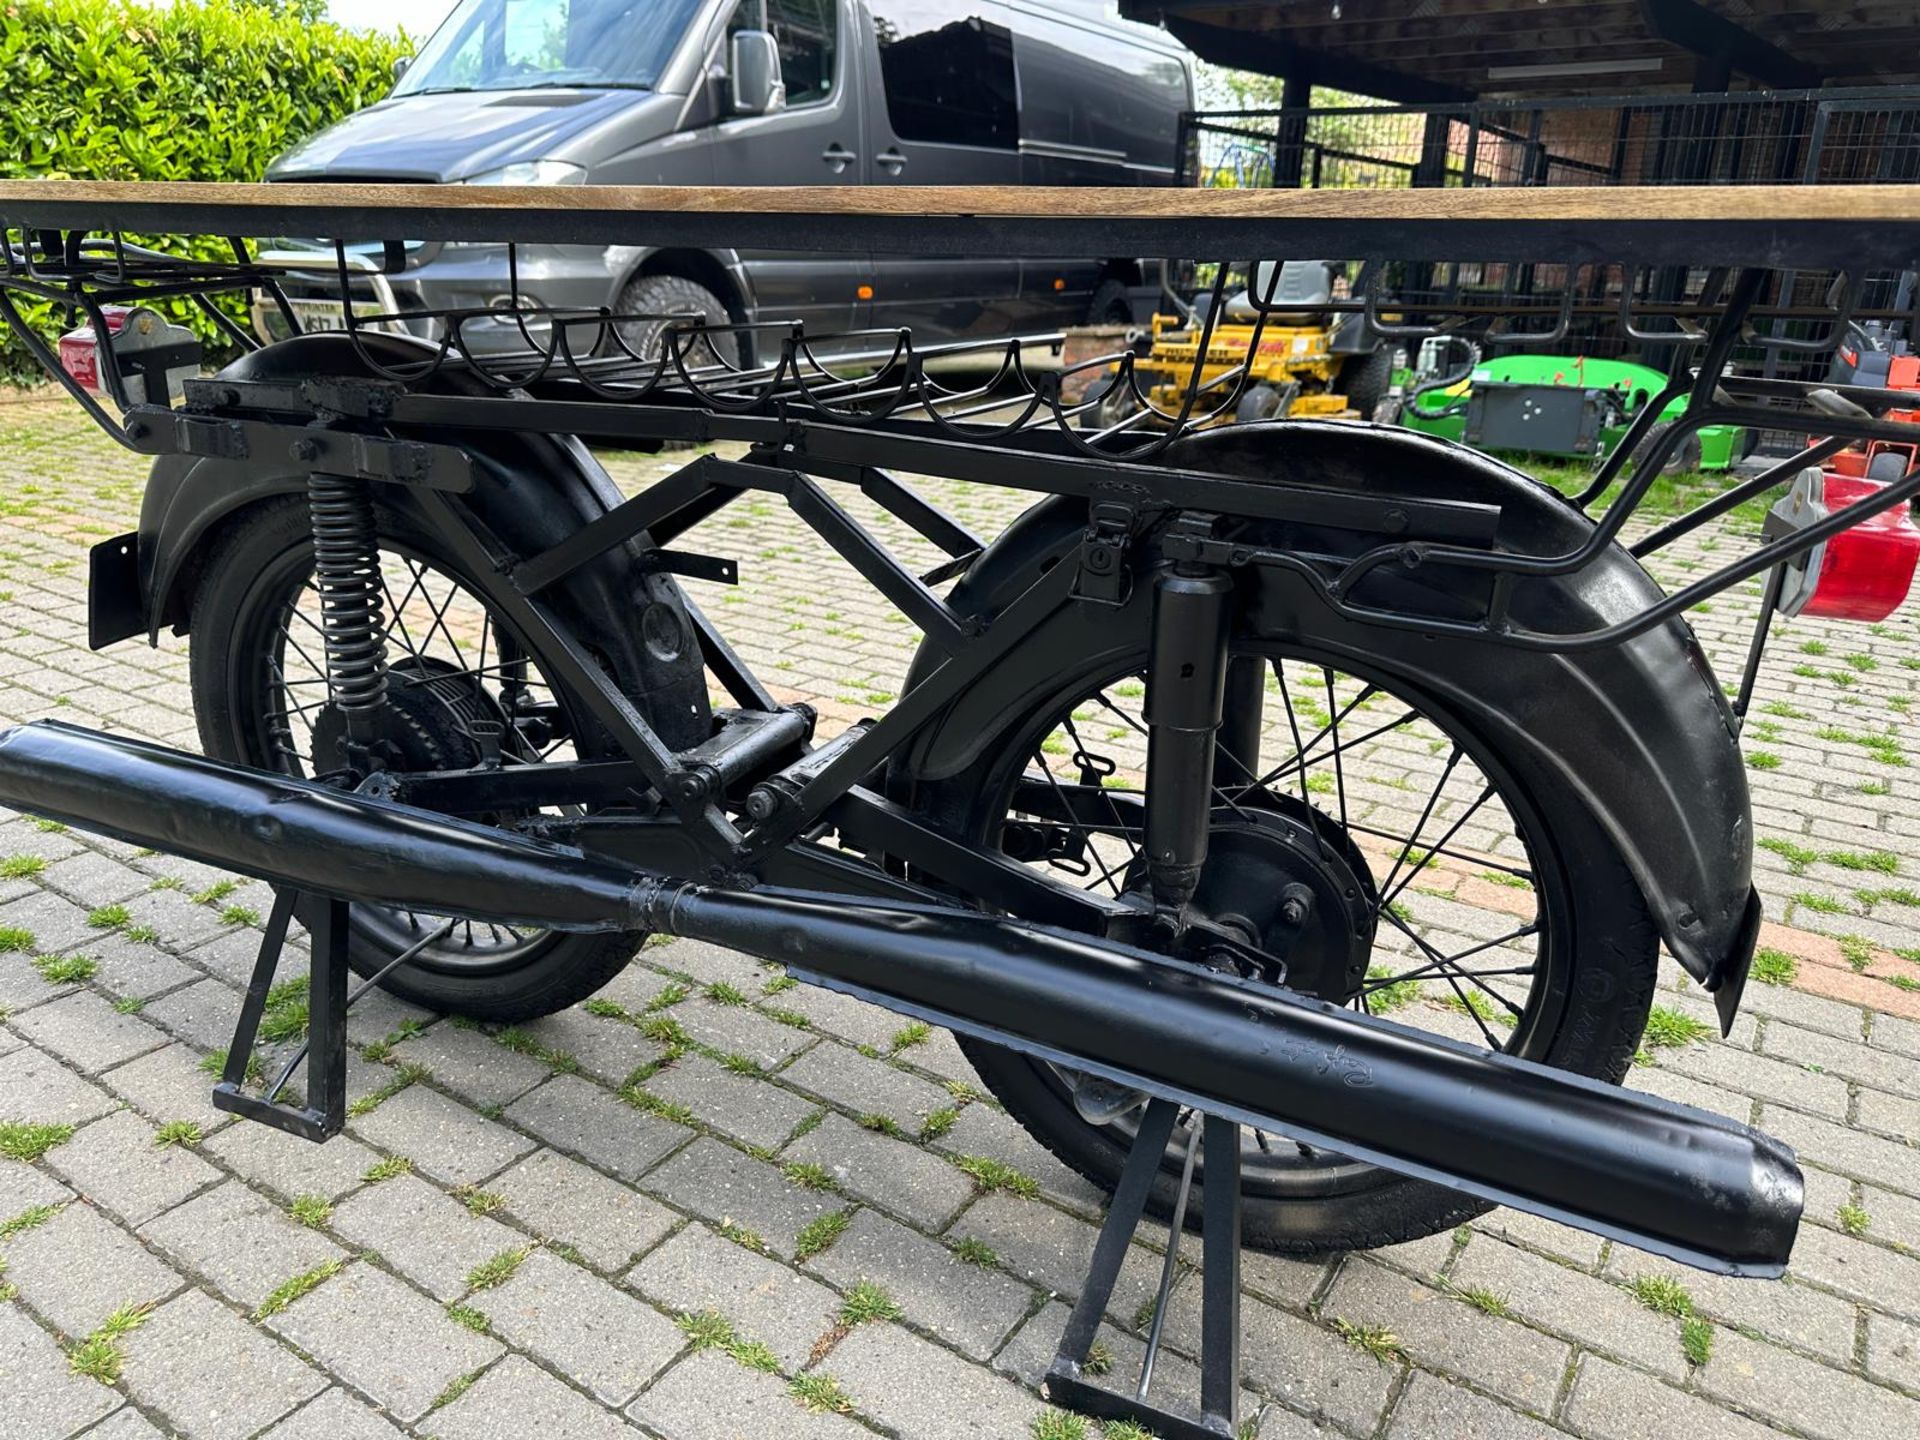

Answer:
[1386,341,1751,471]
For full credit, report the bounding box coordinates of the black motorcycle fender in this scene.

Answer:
[113,332,711,751]
[893,422,1760,1013]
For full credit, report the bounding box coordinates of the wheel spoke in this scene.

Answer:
[1272,664,1329,858]
[1376,785,1500,912]
[1373,747,1462,917]
[1232,702,1412,798]
[1323,665,1350,834]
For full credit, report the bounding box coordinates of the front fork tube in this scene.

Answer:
[1143,565,1234,929]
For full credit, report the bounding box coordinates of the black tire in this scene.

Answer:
[1337,347,1395,420]
[908,494,1660,1256]
[187,496,650,1021]
[612,274,742,371]
[1086,277,1134,326]
[1078,372,1138,431]
[1643,420,1704,474]
[1234,383,1287,425]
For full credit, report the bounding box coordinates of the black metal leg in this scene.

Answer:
[220,887,298,1091]
[211,887,350,1142]
[304,897,350,1134]
[1051,1097,1180,1371]
[1044,1099,1246,1440]
[1214,654,1265,791]
[1200,1114,1243,1422]
[1731,562,1787,733]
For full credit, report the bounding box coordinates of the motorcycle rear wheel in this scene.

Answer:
[187,495,650,1021]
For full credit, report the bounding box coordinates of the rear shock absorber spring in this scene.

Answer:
[307,471,389,756]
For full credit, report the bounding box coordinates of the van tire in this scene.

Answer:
[1086,278,1133,326]
[612,275,742,371]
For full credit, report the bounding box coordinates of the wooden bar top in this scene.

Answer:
[4,180,1918,269]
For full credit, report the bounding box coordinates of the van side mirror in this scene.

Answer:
[392,54,411,82]
[729,31,786,116]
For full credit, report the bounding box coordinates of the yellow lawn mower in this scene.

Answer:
[1083,261,1393,430]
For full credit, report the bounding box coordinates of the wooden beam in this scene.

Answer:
[4,179,1918,223]
[1635,0,1822,87]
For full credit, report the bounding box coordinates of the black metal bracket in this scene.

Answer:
[121,401,474,493]
[1043,1098,1244,1440]
[212,888,349,1142]
[1075,501,1138,605]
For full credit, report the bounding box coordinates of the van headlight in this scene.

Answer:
[460,161,587,186]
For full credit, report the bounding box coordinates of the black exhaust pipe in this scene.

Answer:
[0,722,645,933]
[0,721,1801,1275]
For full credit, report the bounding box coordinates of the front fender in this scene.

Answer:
[895,421,1759,1011]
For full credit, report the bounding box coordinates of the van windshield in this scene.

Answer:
[396,0,706,95]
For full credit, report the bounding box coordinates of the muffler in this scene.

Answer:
[0,720,1801,1275]
[0,721,646,933]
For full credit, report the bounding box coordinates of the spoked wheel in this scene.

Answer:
[925,641,1658,1254]
[187,496,648,1020]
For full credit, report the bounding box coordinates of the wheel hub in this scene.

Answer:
[312,656,500,784]
[1185,801,1377,1003]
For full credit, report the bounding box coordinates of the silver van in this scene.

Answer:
[261,0,1193,356]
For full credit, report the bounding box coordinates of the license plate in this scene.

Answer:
[287,299,358,333]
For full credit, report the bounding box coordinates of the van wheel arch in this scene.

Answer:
[621,249,751,325]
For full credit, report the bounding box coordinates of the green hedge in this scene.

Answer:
[1,0,410,380]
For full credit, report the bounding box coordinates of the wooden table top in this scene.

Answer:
[3,180,1918,269]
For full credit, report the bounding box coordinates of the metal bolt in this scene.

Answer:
[290,437,321,463]
[124,420,148,441]
[1282,897,1308,926]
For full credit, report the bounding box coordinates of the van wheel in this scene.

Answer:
[612,275,742,372]
[1086,278,1133,326]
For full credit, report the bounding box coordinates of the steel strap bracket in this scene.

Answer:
[120,404,473,493]
[1043,1097,1245,1440]
[1075,501,1138,605]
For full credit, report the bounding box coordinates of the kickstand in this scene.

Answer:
[212,889,454,1142]
[1043,1097,1244,1439]
[213,888,350,1141]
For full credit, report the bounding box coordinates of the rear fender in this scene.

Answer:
[126,331,710,750]
[894,421,1759,1007]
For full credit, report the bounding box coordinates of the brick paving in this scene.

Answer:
[0,396,1917,1437]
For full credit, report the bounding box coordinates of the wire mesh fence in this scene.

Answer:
[1175,88,1920,391]
[1180,88,1920,192]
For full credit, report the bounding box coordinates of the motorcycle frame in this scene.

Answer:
[4,179,1908,1435]
[4,182,1920,944]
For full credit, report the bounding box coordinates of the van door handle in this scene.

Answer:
[821,144,857,174]
[877,148,907,174]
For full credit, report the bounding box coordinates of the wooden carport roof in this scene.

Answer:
[1117,2,1920,100]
